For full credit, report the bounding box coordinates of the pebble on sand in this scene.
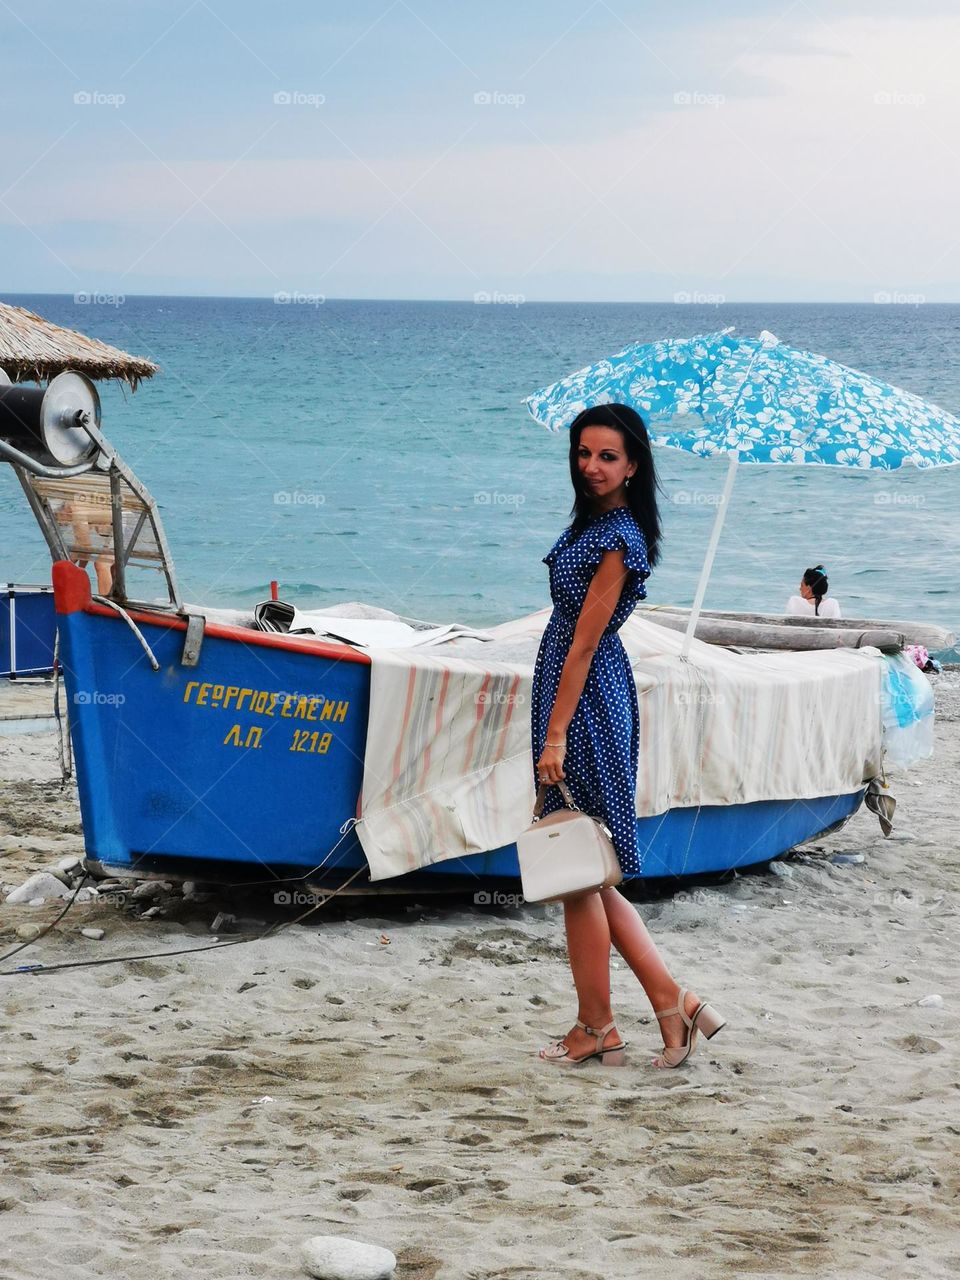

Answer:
[300,1235,396,1280]
[80,927,105,940]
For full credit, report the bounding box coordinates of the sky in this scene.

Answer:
[2,0,960,301]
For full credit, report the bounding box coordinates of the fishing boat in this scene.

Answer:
[0,373,934,893]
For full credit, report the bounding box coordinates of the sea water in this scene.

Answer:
[1,296,957,653]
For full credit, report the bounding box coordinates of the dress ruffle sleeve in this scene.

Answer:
[582,512,650,590]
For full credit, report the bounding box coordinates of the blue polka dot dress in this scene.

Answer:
[531,506,651,877]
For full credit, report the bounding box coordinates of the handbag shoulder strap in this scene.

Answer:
[532,779,579,819]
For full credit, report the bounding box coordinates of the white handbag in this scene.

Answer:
[517,779,623,904]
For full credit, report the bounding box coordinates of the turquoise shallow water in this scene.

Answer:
[1,296,957,652]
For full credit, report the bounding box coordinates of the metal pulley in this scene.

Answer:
[0,370,101,467]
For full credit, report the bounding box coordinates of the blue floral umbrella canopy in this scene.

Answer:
[526,329,960,654]
[526,328,960,469]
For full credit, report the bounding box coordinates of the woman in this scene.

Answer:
[785,566,841,619]
[532,403,725,1069]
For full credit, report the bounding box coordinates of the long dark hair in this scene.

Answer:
[567,404,662,567]
[803,565,829,615]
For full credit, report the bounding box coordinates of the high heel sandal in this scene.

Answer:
[652,987,726,1069]
[539,1019,627,1066]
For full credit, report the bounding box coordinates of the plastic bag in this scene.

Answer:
[879,651,935,770]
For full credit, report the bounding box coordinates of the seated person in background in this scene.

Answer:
[785,565,841,619]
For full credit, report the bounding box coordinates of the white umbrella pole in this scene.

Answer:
[680,450,740,660]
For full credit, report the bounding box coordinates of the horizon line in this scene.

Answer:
[2,291,955,308]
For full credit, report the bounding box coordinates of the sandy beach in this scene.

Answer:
[1,673,957,1280]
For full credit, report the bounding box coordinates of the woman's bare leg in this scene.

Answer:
[600,886,700,1051]
[552,891,622,1057]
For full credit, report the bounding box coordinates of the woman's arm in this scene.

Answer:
[537,549,630,785]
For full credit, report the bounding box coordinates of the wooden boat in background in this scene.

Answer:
[636,605,954,655]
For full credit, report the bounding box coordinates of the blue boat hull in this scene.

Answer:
[1,583,56,678]
[53,564,864,889]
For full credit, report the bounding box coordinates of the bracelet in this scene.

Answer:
[545,740,567,749]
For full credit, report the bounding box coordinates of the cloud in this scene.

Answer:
[2,9,959,298]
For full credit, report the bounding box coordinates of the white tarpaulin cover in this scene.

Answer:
[353,609,886,881]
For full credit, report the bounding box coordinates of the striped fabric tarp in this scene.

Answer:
[354,610,885,881]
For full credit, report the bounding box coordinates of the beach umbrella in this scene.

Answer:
[526,328,960,655]
[0,301,158,389]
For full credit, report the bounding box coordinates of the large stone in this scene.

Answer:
[5,872,72,904]
[300,1236,396,1280]
[131,880,172,900]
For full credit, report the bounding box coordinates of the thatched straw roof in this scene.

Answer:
[0,302,158,389]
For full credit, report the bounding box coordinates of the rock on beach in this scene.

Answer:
[5,871,73,904]
[300,1236,396,1280]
